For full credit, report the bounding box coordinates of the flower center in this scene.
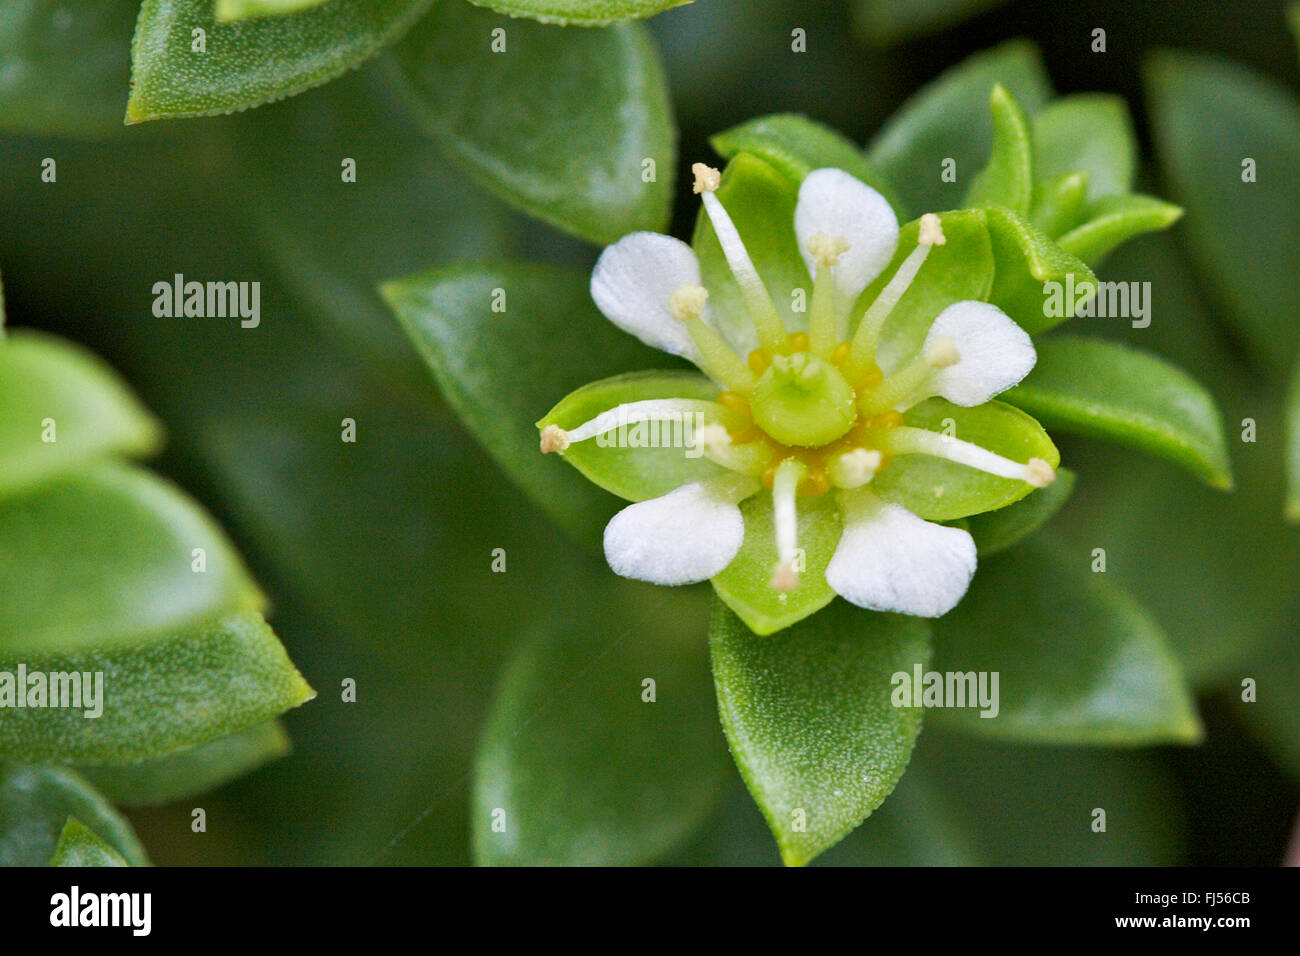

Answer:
[750,352,857,447]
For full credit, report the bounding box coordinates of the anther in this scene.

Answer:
[540,424,570,454]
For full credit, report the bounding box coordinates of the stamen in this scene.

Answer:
[857,353,938,416]
[828,448,883,489]
[692,162,788,353]
[924,335,960,369]
[540,424,569,454]
[806,233,851,359]
[876,427,1056,485]
[770,458,805,592]
[694,424,769,475]
[669,282,755,394]
[849,212,946,375]
[556,400,716,446]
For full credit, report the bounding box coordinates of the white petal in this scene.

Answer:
[924,300,1036,406]
[794,168,899,302]
[590,232,706,360]
[826,490,976,617]
[603,478,753,586]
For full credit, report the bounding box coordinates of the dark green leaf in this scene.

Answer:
[127,0,431,122]
[0,765,147,866]
[77,721,291,806]
[472,584,729,865]
[1146,51,1300,379]
[235,68,512,394]
[709,599,931,866]
[966,465,1074,555]
[384,261,685,547]
[49,818,129,867]
[931,536,1202,744]
[386,0,673,244]
[1005,335,1232,489]
[710,113,904,217]
[867,40,1052,217]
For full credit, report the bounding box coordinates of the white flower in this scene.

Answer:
[542,163,1052,622]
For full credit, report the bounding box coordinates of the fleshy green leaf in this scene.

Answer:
[866,209,995,369]
[464,0,690,26]
[0,765,147,866]
[538,371,729,503]
[905,729,1186,864]
[851,0,1010,45]
[77,721,291,807]
[0,460,263,655]
[931,536,1202,745]
[216,0,332,22]
[709,599,931,866]
[1030,171,1090,242]
[0,331,162,499]
[126,0,431,122]
[385,0,673,245]
[383,261,677,548]
[0,0,139,137]
[235,67,511,393]
[1031,94,1136,201]
[50,818,129,867]
[872,398,1060,521]
[964,84,1033,216]
[709,113,904,217]
[1289,360,1300,522]
[867,40,1052,217]
[1146,51,1300,379]
[984,206,1097,334]
[1056,194,1184,266]
[1004,335,1232,490]
[472,585,729,865]
[710,494,842,636]
[966,465,1074,556]
[0,613,314,763]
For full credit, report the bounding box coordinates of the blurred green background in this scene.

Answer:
[1,0,1297,865]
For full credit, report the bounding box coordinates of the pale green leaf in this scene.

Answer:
[0,331,162,500]
[50,818,129,867]
[710,493,841,636]
[964,84,1033,216]
[0,461,264,655]
[465,0,690,26]
[0,613,314,763]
